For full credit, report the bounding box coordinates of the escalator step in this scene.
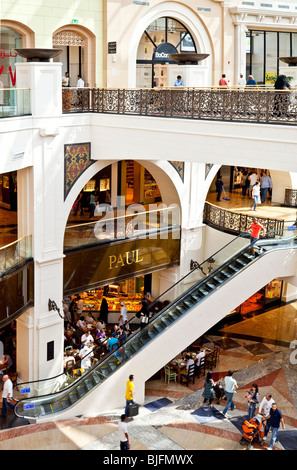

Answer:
[205,282,216,290]
[84,379,95,391]
[76,385,88,398]
[92,372,103,384]
[69,392,80,405]
[61,398,71,409]
[213,276,225,284]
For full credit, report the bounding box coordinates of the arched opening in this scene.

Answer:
[53,24,96,87]
[0,21,34,87]
[136,17,197,88]
[128,2,213,87]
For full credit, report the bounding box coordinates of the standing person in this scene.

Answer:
[259,393,275,440]
[265,403,285,450]
[260,171,272,203]
[274,75,291,117]
[138,299,150,329]
[247,75,256,86]
[100,297,109,324]
[247,217,266,256]
[174,75,184,86]
[222,370,238,416]
[1,375,15,417]
[241,170,249,198]
[119,302,128,328]
[89,191,96,218]
[251,181,261,211]
[119,414,131,450]
[62,71,70,87]
[215,176,224,202]
[76,75,85,87]
[248,170,258,196]
[125,374,135,417]
[202,371,216,407]
[238,73,246,86]
[219,74,228,86]
[246,383,259,420]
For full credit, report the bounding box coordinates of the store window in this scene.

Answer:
[247,30,297,84]
[234,278,283,315]
[0,26,23,87]
[136,17,196,88]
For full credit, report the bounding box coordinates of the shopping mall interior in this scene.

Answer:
[1,160,297,450]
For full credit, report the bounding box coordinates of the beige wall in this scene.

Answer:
[0,0,104,86]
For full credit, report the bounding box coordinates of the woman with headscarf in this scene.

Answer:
[274,75,291,118]
[99,297,109,324]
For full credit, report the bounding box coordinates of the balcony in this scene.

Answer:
[0,88,31,118]
[62,86,297,125]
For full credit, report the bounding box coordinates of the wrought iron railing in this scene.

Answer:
[203,201,285,236]
[62,87,297,124]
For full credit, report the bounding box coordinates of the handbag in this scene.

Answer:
[141,315,149,324]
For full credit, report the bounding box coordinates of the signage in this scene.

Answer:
[152,43,178,63]
[24,402,35,410]
[20,387,31,394]
[72,19,79,24]
[287,226,296,231]
[108,42,117,54]
[63,228,180,295]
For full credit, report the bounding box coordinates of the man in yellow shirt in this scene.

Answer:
[125,374,134,416]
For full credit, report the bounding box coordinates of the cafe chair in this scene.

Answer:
[164,365,177,384]
[213,346,220,367]
[205,352,216,370]
[180,363,195,386]
[196,357,206,378]
[65,359,76,377]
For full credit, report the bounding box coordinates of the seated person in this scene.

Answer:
[195,347,206,366]
[95,319,106,332]
[79,344,93,369]
[96,329,106,343]
[81,330,94,347]
[71,326,84,347]
[110,325,118,337]
[181,354,195,382]
[64,351,76,369]
[107,336,119,352]
[76,316,86,331]
[86,313,96,325]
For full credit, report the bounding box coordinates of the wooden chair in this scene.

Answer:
[196,357,206,378]
[181,363,195,386]
[205,352,216,370]
[164,365,177,384]
[65,359,75,377]
[213,347,220,367]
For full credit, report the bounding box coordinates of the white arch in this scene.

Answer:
[128,2,213,87]
[61,159,184,243]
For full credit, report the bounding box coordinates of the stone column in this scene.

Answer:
[15,62,65,383]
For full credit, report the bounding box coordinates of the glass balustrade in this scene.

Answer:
[0,88,31,118]
[0,235,32,276]
[64,205,180,250]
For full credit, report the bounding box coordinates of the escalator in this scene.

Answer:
[13,224,297,422]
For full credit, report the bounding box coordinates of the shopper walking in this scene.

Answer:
[260,171,272,203]
[125,374,135,417]
[118,414,131,450]
[251,181,261,211]
[202,372,216,407]
[222,370,238,416]
[247,217,266,256]
[264,403,285,450]
[215,176,224,202]
[1,375,15,417]
[246,383,259,420]
[259,393,275,440]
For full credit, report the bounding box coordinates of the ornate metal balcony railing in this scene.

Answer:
[203,201,285,236]
[62,86,297,124]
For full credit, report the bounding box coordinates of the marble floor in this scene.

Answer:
[1,304,297,451]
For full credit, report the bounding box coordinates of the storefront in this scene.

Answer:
[246,29,297,84]
[0,171,17,210]
[0,26,23,88]
[234,278,283,316]
[67,273,152,324]
[136,17,196,88]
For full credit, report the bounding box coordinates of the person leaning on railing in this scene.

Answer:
[273,75,291,118]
